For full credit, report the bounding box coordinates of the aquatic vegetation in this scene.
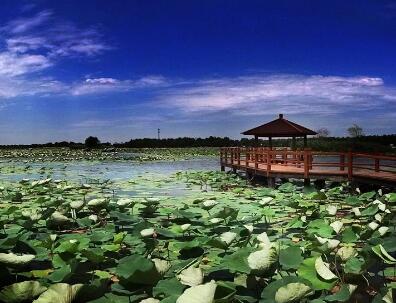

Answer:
[0,147,218,163]
[0,165,395,302]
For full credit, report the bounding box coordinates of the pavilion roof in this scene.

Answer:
[242,114,317,137]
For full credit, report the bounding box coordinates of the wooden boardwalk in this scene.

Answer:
[220,147,396,186]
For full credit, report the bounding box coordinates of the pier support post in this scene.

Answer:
[304,178,311,186]
[314,179,325,189]
[267,177,276,188]
[232,167,237,173]
[221,166,225,172]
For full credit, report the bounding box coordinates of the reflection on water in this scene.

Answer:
[0,157,219,182]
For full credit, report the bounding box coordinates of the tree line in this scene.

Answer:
[0,134,395,153]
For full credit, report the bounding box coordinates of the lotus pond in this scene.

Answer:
[0,150,395,303]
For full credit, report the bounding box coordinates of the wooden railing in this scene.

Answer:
[219,147,396,181]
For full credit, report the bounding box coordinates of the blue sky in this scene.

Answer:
[0,0,396,144]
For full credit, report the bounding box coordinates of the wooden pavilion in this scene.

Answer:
[242,114,317,149]
[220,114,396,186]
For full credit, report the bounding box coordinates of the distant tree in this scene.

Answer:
[347,124,364,137]
[85,136,101,149]
[316,127,330,138]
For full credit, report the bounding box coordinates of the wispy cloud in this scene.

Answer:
[1,10,52,34]
[0,9,112,98]
[0,52,51,77]
[1,9,109,57]
[158,74,396,116]
[70,76,168,96]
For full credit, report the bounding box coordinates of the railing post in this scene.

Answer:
[245,148,249,168]
[375,157,380,172]
[347,150,353,180]
[230,148,233,165]
[266,150,271,176]
[304,150,309,178]
[255,148,258,169]
[340,153,345,171]
[237,147,241,166]
[296,149,301,168]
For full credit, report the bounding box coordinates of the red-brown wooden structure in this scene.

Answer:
[220,147,396,186]
[242,114,317,148]
[222,115,396,186]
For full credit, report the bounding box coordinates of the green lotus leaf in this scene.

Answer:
[219,247,252,274]
[344,257,365,274]
[31,283,97,303]
[219,231,237,246]
[54,240,80,254]
[202,200,218,210]
[116,255,164,285]
[0,281,47,303]
[140,298,160,303]
[385,193,396,203]
[259,197,273,205]
[33,284,81,302]
[153,277,184,299]
[176,280,217,303]
[49,211,70,225]
[178,266,203,287]
[341,227,358,243]
[140,228,155,237]
[330,221,343,234]
[87,198,107,209]
[336,246,357,261]
[359,191,376,201]
[345,196,360,206]
[116,198,134,209]
[315,257,338,280]
[256,232,272,247]
[278,182,296,193]
[247,246,277,275]
[297,257,336,290]
[326,205,337,216]
[261,276,312,302]
[113,232,127,244]
[0,252,35,267]
[70,201,84,210]
[274,282,313,303]
[21,209,41,221]
[361,205,378,216]
[324,284,356,302]
[372,244,396,264]
[279,246,303,270]
[378,226,389,236]
[306,219,333,238]
[152,258,171,276]
[314,235,339,250]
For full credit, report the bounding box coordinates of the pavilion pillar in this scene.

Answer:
[254,135,259,147]
[268,137,272,149]
[303,135,307,148]
[292,137,296,150]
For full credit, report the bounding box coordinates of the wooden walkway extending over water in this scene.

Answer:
[220,147,396,186]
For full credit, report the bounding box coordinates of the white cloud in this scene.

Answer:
[85,78,118,84]
[158,74,395,116]
[0,76,66,98]
[71,76,168,96]
[1,10,52,34]
[0,52,51,77]
[0,9,111,99]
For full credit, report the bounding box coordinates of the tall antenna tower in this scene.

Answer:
[157,128,160,140]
